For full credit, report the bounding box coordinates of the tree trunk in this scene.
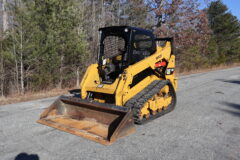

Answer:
[76,67,80,88]
[2,0,8,32]
[0,42,4,97]
[118,2,120,25]
[92,1,96,40]
[58,55,64,89]
[20,53,24,94]
[20,26,24,95]
[101,0,105,27]
[14,45,20,94]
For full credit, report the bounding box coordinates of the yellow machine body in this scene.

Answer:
[38,26,177,145]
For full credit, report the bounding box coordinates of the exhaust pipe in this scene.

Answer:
[37,96,135,145]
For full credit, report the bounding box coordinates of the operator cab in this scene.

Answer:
[98,26,156,84]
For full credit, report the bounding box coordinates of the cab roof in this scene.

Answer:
[99,26,154,38]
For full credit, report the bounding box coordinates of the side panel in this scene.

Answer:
[122,75,161,105]
[80,64,100,99]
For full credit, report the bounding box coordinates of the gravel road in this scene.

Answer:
[0,67,240,160]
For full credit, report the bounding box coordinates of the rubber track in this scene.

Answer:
[125,80,176,124]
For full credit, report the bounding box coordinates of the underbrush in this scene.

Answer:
[1,63,240,105]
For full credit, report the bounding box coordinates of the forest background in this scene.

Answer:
[0,0,239,98]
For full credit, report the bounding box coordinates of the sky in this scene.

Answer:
[200,0,240,20]
[222,0,240,20]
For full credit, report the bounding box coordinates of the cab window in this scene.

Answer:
[131,33,153,64]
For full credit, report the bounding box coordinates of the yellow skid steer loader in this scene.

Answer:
[38,26,177,145]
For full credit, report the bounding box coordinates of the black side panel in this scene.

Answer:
[129,68,153,88]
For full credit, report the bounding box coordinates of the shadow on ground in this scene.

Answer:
[218,102,240,118]
[217,79,240,85]
[15,152,39,160]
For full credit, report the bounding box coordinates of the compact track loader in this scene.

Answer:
[38,26,177,145]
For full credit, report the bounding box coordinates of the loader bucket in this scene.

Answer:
[37,96,135,145]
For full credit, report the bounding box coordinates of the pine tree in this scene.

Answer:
[208,0,240,63]
[25,0,88,89]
